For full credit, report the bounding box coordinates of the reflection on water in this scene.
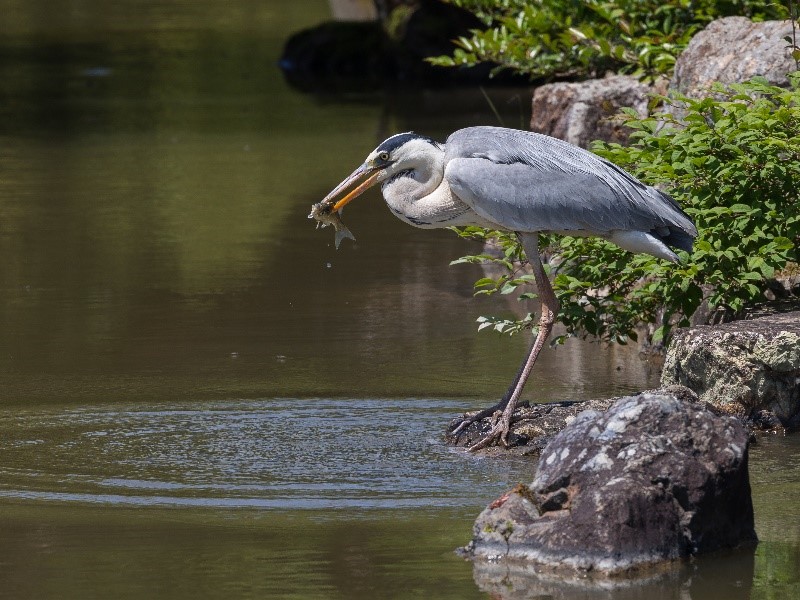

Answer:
[0,0,660,407]
[1,503,484,600]
[0,1,798,599]
[471,546,758,600]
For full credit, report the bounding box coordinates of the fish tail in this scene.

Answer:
[334,226,356,249]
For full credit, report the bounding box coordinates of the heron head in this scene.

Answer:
[321,132,441,211]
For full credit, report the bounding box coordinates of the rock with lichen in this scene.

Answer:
[461,393,757,576]
[662,311,800,430]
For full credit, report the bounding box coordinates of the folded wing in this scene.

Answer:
[444,126,697,252]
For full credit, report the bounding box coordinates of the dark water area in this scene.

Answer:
[0,1,798,598]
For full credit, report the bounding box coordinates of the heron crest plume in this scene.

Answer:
[374,132,441,155]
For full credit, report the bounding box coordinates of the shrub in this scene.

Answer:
[452,75,800,345]
[430,0,788,81]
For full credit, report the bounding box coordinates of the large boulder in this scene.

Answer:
[529,18,797,145]
[662,312,800,429]
[670,17,798,98]
[462,393,757,575]
[530,75,652,148]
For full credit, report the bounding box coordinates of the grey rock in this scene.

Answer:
[662,312,800,429]
[463,393,756,575]
[670,17,797,102]
[446,385,699,456]
[530,75,652,148]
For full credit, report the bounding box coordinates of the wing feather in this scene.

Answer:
[444,126,697,238]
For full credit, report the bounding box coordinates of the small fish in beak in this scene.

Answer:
[309,162,383,249]
[308,202,356,249]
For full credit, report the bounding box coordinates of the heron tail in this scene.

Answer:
[656,227,695,255]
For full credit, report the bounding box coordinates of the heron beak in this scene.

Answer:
[320,163,383,212]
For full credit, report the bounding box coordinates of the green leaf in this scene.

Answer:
[500,282,519,294]
[474,277,497,288]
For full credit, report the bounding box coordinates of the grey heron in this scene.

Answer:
[318,126,698,451]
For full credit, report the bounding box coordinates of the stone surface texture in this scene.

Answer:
[464,393,756,575]
[662,312,800,429]
[446,385,700,456]
[670,17,798,98]
[530,75,652,147]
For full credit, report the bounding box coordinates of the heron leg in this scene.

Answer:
[467,233,558,452]
[447,347,531,436]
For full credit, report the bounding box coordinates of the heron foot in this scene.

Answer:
[448,403,505,437]
[467,412,513,452]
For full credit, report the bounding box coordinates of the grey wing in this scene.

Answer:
[444,126,697,241]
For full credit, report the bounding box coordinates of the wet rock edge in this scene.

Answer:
[453,392,758,577]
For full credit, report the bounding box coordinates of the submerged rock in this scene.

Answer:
[448,397,613,456]
[662,311,800,430]
[462,393,757,576]
[469,544,756,598]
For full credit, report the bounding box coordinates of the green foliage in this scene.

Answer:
[450,228,537,334]
[430,0,788,81]
[453,75,800,344]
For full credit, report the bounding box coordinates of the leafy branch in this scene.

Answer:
[430,1,789,81]
[452,75,800,345]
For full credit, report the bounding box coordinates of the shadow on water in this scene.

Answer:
[0,1,799,599]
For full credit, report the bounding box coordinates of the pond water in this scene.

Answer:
[0,2,797,598]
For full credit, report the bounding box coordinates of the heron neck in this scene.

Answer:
[382,150,445,204]
[381,150,484,229]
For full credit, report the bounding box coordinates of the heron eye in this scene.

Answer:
[378,152,390,162]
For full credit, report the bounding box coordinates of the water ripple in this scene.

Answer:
[0,398,535,510]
